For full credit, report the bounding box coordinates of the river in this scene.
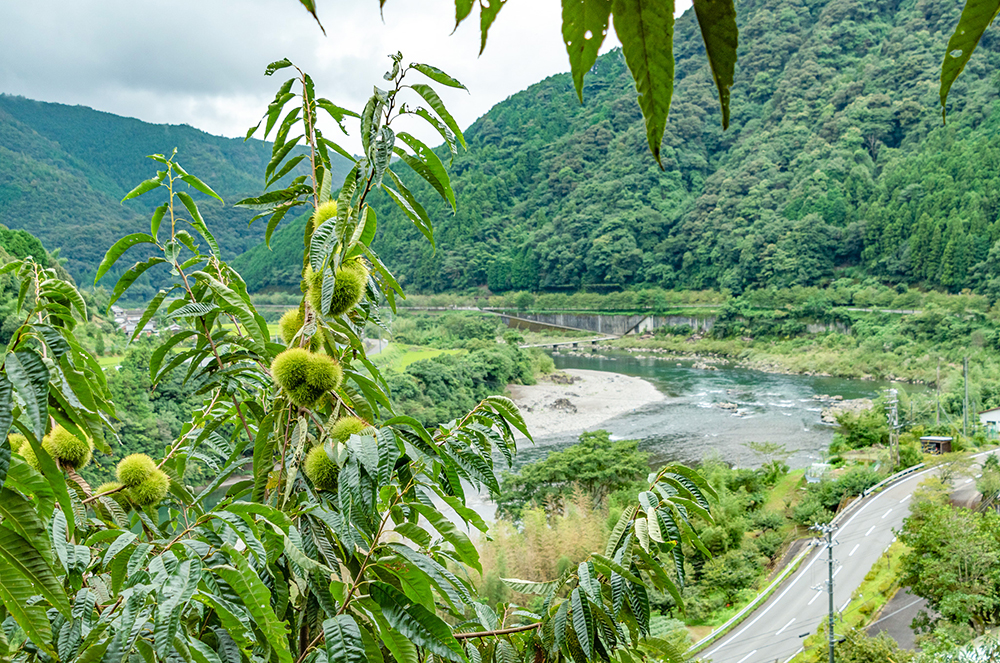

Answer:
[514,350,923,470]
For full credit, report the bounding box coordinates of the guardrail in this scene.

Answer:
[685,543,815,658]
[686,462,928,658]
[862,463,926,498]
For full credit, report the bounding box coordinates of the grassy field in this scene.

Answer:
[370,343,465,372]
[97,355,123,368]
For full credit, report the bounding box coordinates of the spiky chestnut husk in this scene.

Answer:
[42,426,93,469]
[313,201,339,225]
[271,348,343,408]
[304,444,339,491]
[117,453,158,487]
[306,260,369,318]
[126,469,170,506]
[279,309,304,346]
[329,416,370,443]
[17,439,39,471]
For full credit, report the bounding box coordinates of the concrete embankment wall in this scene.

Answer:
[499,311,851,336]
[498,312,715,335]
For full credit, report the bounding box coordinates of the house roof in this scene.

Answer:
[920,436,953,442]
[980,407,1000,415]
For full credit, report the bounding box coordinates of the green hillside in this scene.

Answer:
[0,95,349,298]
[235,0,1000,297]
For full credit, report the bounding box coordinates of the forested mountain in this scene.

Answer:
[0,95,349,296]
[236,0,1000,296]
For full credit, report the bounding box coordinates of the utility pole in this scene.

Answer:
[936,358,940,427]
[886,388,900,468]
[964,355,969,438]
[811,523,838,663]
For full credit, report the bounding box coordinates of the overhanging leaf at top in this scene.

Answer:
[940,0,1000,119]
[693,0,738,129]
[612,0,675,167]
[561,0,613,102]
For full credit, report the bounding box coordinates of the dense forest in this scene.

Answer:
[0,95,349,294]
[234,0,1000,297]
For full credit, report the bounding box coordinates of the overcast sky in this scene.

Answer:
[0,0,693,150]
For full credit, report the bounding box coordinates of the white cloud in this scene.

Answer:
[0,0,693,150]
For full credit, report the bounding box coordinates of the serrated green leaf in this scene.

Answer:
[941,0,1000,118]
[94,234,157,284]
[109,257,167,308]
[411,64,467,90]
[408,84,466,150]
[212,544,292,663]
[561,0,612,102]
[570,588,593,659]
[612,0,674,167]
[180,174,224,203]
[121,172,166,202]
[479,0,507,56]
[0,525,71,618]
[0,555,56,657]
[6,350,49,439]
[370,582,466,662]
[693,0,738,129]
[324,615,367,663]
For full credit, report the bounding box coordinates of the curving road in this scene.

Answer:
[700,451,995,663]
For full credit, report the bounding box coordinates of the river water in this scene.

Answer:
[514,351,922,471]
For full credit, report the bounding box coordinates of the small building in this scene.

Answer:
[920,436,953,455]
[979,407,1000,437]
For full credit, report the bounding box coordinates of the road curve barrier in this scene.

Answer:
[686,461,927,658]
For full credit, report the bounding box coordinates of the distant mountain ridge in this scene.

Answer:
[236,0,1000,297]
[0,95,349,298]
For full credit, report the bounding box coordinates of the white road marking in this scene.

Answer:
[882,508,893,519]
[808,591,822,605]
[901,494,912,502]
[785,648,804,663]
[840,598,852,611]
[735,650,757,663]
[705,454,998,661]
[834,566,843,577]
[849,544,859,557]
[966,478,974,484]
[865,525,875,536]
[706,462,993,663]
[776,618,795,636]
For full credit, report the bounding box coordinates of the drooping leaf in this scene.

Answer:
[323,615,367,663]
[212,544,292,663]
[5,350,49,439]
[0,526,71,619]
[0,555,56,657]
[692,0,738,129]
[561,0,612,101]
[408,84,466,150]
[411,64,468,90]
[121,171,166,202]
[94,234,157,284]
[394,133,455,210]
[479,0,508,56]
[612,0,675,167]
[940,0,1000,117]
[369,582,466,662]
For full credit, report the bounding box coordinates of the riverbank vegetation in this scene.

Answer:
[477,431,897,641]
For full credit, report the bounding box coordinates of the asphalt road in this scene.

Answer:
[700,451,994,663]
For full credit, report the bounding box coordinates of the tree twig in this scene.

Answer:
[454,623,542,640]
